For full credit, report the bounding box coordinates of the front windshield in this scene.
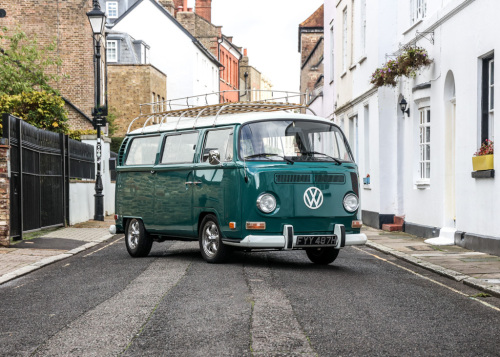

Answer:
[239,120,354,162]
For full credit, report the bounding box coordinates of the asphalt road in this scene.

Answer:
[0,236,499,356]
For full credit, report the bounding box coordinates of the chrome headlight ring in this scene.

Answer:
[343,193,359,213]
[256,193,277,213]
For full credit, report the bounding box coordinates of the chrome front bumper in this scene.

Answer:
[222,224,367,249]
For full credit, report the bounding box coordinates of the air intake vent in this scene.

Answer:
[117,137,130,166]
[275,174,312,184]
[314,174,345,184]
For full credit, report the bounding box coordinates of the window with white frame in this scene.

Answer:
[480,54,494,143]
[419,107,431,180]
[350,0,355,65]
[360,0,367,56]
[330,25,334,82]
[106,40,117,62]
[342,8,347,73]
[489,59,495,141]
[106,1,118,18]
[410,0,426,24]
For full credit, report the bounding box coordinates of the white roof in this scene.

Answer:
[128,111,332,135]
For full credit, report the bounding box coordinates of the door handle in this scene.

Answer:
[193,181,202,186]
[185,181,193,185]
[151,170,156,174]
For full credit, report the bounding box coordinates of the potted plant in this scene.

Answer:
[472,139,494,171]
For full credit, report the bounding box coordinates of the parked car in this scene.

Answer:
[110,102,367,264]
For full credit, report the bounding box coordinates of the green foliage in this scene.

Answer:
[0,26,65,95]
[110,136,125,153]
[106,107,118,137]
[0,91,69,133]
[68,129,97,141]
[370,46,433,88]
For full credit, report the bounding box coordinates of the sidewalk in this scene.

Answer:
[1,221,500,298]
[364,226,500,298]
[0,216,115,285]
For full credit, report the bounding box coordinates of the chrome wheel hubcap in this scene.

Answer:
[128,220,140,250]
[202,221,219,258]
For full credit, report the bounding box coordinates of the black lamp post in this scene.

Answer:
[399,97,410,117]
[87,0,107,221]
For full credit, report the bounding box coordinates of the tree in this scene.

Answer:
[0,26,64,95]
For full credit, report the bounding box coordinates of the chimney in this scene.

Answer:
[195,0,212,22]
[244,48,248,57]
[183,0,187,11]
[173,0,183,13]
[158,0,175,15]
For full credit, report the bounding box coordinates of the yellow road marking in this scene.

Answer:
[353,246,500,312]
[84,237,123,258]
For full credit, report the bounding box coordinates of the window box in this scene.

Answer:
[472,154,494,171]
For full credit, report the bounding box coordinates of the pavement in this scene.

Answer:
[0,220,499,298]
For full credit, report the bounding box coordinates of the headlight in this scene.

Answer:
[257,193,277,213]
[343,193,359,212]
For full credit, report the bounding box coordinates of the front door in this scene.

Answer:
[193,127,240,237]
[154,131,199,237]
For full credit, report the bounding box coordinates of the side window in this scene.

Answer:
[202,128,234,162]
[161,132,198,164]
[125,136,160,165]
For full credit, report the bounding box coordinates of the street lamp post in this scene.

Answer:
[87,0,107,221]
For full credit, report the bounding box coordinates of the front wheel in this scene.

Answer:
[199,215,230,263]
[305,247,340,265]
[125,218,153,257]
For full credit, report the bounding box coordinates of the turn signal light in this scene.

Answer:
[114,214,118,220]
[229,222,236,229]
[351,220,363,229]
[246,222,266,230]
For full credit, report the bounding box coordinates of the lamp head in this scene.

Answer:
[87,0,106,36]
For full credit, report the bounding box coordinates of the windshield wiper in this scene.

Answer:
[245,153,294,164]
[301,151,342,165]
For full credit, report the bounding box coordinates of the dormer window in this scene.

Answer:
[106,1,118,19]
[107,40,117,62]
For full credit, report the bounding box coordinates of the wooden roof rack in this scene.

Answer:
[127,101,315,134]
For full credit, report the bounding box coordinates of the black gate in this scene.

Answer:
[2,114,95,240]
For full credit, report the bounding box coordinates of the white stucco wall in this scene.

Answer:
[69,182,95,225]
[112,0,219,102]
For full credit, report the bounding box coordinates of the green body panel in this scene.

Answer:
[152,164,194,237]
[239,161,360,238]
[193,162,241,238]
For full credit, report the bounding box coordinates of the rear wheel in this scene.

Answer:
[305,247,340,265]
[199,215,230,263]
[125,219,153,257]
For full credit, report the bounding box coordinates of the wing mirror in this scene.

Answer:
[208,150,221,165]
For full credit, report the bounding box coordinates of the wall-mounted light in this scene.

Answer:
[399,97,410,117]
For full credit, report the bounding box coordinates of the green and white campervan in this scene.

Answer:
[110,101,367,264]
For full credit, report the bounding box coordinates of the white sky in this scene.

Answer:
[188,0,324,93]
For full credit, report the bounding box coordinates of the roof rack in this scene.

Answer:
[127,100,316,134]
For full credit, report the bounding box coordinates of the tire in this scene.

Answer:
[199,214,230,263]
[305,247,340,265]
[125,218,153,257]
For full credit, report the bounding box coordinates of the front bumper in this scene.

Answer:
[222,224,367,249]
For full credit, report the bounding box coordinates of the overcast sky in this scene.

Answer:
[188,0,324,93]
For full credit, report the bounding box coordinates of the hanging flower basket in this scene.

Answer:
[370,46,433,88]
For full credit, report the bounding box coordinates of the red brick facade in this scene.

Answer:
[0,144,9,247]
[1,0,98,131]
[219,42,240,103]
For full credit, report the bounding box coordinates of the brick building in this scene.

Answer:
[0,0,101,131]
[298,5,324,111]
[106,31,166,136]
[175,0,242,103]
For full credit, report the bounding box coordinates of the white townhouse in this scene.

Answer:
[103,0,221,105]
[326,0,500,256]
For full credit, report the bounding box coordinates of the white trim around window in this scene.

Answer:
[106,1,118,19]
[106,40,117,62]
[418,107,431,183]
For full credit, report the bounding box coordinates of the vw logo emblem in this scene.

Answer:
[304,187,323,209]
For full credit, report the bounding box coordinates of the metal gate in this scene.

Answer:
[2,114,95,240]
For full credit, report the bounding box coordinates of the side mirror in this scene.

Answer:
[208,150,220,165]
